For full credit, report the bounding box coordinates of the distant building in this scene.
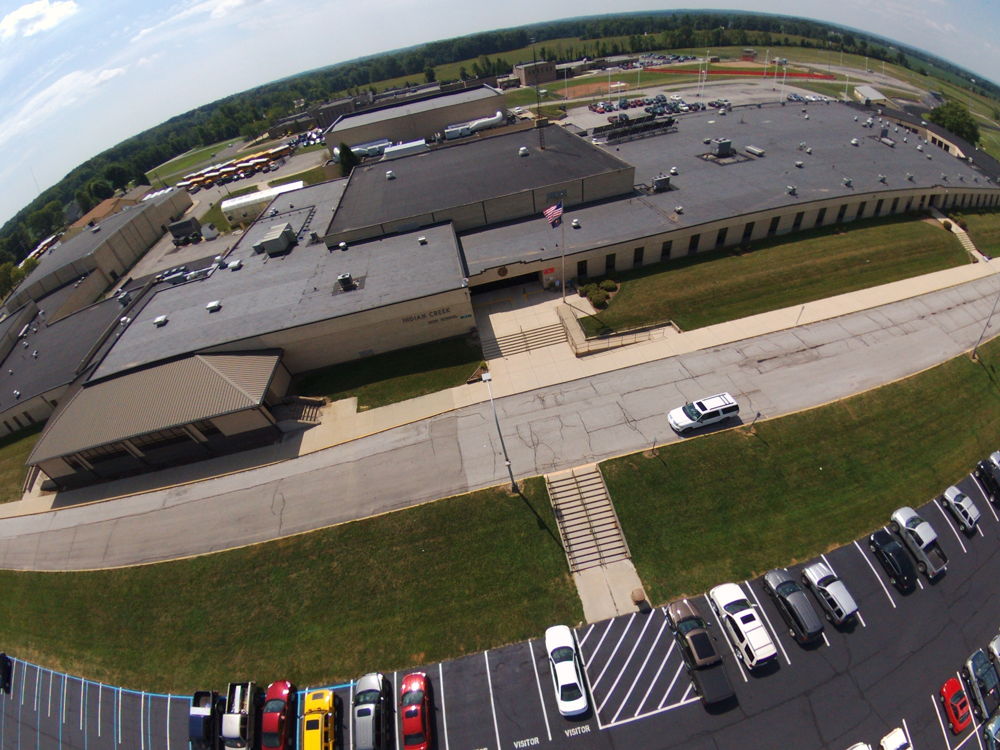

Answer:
[514,61,556,87]
[741,48,757,62]
[854,85,889,106]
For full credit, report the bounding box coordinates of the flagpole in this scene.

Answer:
[561,217,566,302]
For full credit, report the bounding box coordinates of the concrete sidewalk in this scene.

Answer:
[8,254,1000,520]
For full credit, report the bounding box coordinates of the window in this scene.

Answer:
[632,246,644,268]
[715,227,727,248]
[22,412,33,424]
[11,415,21,429]
[605,253,616,272]
[660,240,672,261]
[767,216,780,236]
[919,195,926,209]
[687,234,700,255]
[836,204,848,222]
[874,199,883,216]
[905,198,913,212]
[1,421,9,433]
[890,197,899,214]
[576,259,588,278]
[814,208,827,227]
[855,202,867,220]
[792,211,804,230]
[742,221,755,241]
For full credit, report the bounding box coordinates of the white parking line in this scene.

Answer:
[437,663,450,750]
[483,651,502,750]
[578,623,596,647]
[583,620,615,665]
[593,613,637,687]
[610,618,669,722]
[934,501,968,553]
[917,577,925,590]
[602,694,702,729]
[635,641,675,714]
[901,718,913,749]
[80,679,84,731]
[60,675,66,725]
[680,682,693,702]
[971,475,1000,523]
[46,669,51,718]
[18,662,24,706]
[32,666,38,712]
[597,612,655,712]
[821,632,831,648]
[97,684,101,737]
[657,662,686,710]
[393,672,400,750]
[743,582,791,666]
[527,641,552,742]
[852,540,897,608]
[348,681,354,750]
[820,554,865,627]
[930,692,952,750]
[139,692,144,750]
[978,523,985,538]
[117,686,122,745]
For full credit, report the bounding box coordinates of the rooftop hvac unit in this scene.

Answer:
[205,300,222,312]
[745,145,766,157]
[119,316,131,327]
[787,185,797,195]
[12,390,19,399]
[850,138,860,146]
[652,174,671,192]
[674,206,684,214]
[228,259,243,271]
[153,315,168,327]
[843,177,853,187]
[309,231,320,244]
[712,138,732,157]
[878,174,887,183]
[794,161,804,168]
[518,146,529,157]
[906,173,914,181]
[917,144,924,151]
[669,166,679,176]
[805,147,813,154]
[338,241,348,251]
[337,272,355,291]
[385,170,395,180]
[418,236,427,245]
[571,219,581,228]
[31,350,37,359]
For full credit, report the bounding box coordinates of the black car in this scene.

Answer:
[868,529,917,593]
[975,458,1000,502]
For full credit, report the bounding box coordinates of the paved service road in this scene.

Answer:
[3,469,999,749]
[1,275,999,570]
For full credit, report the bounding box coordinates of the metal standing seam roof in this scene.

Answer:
[28,351,281,464]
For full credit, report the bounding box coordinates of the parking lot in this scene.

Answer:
[3,467,1000,749]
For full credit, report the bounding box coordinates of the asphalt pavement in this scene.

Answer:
[1,274,999,570]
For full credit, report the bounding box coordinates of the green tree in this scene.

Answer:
[103,163,131,190]
[87,179,114,200]
[337,143,360,177]
[424,65,436,83]
[928,100,980,144]
[74,188,95,214]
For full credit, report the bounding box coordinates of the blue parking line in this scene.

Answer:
[17,660,22,750]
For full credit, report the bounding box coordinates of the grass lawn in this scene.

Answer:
[196,185,258,233]
[603,334,1000,604]
[294,336,484,410]
[0,425,42,503]
[268,165,330,188]
[147,138,243,185]
[952,209,1000,257]
[0,477,578,691]
[579,215,967,335]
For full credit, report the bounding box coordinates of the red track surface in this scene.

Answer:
[646,67,835,80]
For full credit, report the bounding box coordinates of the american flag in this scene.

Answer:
[543,201,563,227]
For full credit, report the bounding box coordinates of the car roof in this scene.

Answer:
[695,392,735,410]
[304,690,332,712]
[826,580,858,611]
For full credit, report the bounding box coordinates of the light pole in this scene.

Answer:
[481,372,518,492]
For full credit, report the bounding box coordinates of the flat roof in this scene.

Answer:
[220,181,304,212]
[459,102,991,274]
[855,85,887,100]
[327,126,631,237]
[0,297,123,413]
[92,216,467,380]
[326,86,501,134]
[29,351,281,464]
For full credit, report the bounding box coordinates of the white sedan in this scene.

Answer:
[708,583,777,669]
[544,625,589,717]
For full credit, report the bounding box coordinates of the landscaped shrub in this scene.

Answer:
[957,218,968,231]
[588,288,610,309]
[578,283,597,298]
[942,220,953,231]
[599,279,618,292]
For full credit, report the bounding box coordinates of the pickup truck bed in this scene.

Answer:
[688,662,734,705]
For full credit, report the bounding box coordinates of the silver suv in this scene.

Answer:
[668,392,739,433]
[801,561,858,625]
[352,673,391,750]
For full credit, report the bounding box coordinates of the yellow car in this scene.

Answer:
[301,689,336,750]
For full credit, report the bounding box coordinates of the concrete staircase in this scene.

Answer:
[546,465,630,573]
[930,207,988,261]
[480,323,567,359]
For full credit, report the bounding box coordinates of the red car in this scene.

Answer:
[940,676,972,734]
[400,672,432,750]
[262,680,297,749]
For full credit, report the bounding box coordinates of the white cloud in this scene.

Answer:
[131,0,256,43]
[0,0,78,41]
[0,66,125,149]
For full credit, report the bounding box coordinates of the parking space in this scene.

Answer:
[436,651,503,750]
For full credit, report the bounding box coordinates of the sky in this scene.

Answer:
[0,0,998,229]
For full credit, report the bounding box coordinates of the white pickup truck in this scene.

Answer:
[890,507,948,578]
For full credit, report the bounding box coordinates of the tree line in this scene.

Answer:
[0,10,994,265]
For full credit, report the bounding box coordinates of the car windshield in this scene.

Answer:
[905,515,924,530]
[262,699,285,714]
[305,718,320,731]
[560,682,582,702]
[723,599,750,615]
[681,403,701,420]
[675,617,704,635]
[355,689,380,705]
[551,646,575,663]
[401,689,424,706]
[818,575,837,588]
[775,580,799,597]
[951,690,967,710]
[404,734,426,745]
